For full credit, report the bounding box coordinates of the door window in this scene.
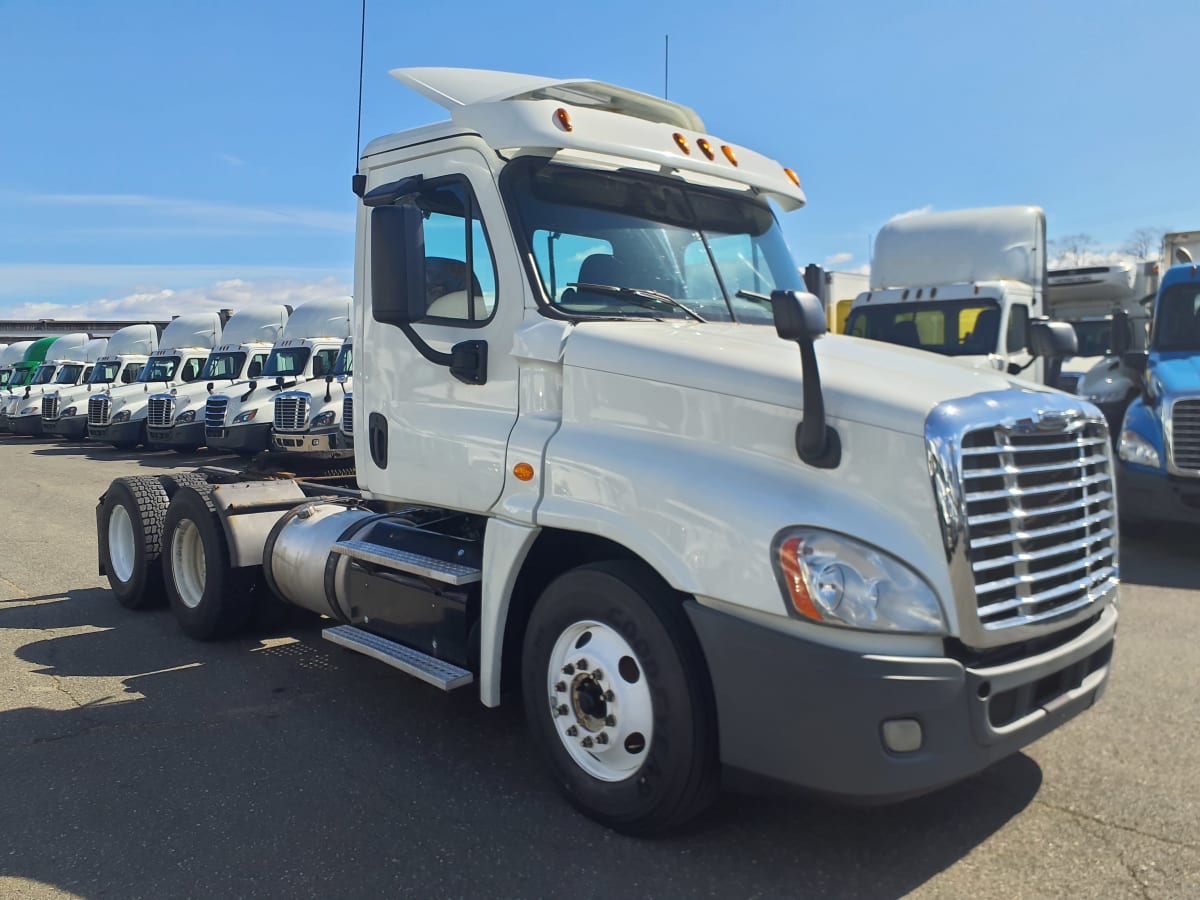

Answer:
[1006,304,1029,352]
[416,180,497,324]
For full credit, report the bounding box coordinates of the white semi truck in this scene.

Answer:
[145,306,291,452]
[203,299,352,456]
[94,67,1117,834]
[1164,230,1200,267]
[2,333,102,434]
[88,314,223,449]
[269,337,353,460]
[42,324,160,441]
[845,207,1076,383]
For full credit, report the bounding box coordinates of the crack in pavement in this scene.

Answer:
[1032,795,1200,853]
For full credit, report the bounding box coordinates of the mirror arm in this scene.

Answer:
[398,325,488,386]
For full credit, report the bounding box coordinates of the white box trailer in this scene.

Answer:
[93,67,1116,835]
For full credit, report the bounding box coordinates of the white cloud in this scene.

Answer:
[847,262,870,276]
[886,205,933,222]
[0,263,348,301]
[824,251,854,267]
[4,276,352,321]
[217,152,246,167]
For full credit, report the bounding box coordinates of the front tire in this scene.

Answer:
[98,476,172,609]
[521,561,720,835]
[161,485,256,640]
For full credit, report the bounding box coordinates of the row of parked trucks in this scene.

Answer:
[0,299,356,460]
[67,67,1121,835]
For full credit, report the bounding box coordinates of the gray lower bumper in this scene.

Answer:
[1118,463,1200,525]
[270,427,351,459]
[9,414,44,436]
[88,419,144,446]
[207,422,271,453]
[146,421,206,449]
[685,601,1116,801]
[43,415,89,440]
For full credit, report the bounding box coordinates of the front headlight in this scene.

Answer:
[1085,384,1129,405]
[232,409,257,424]
[311,410,336,427]
[111,410,132,423]
[774,528,947,634]
[19,406,38,416]
[175,410,196,424]
[1118,430,1160,468]
[62,406,77,417]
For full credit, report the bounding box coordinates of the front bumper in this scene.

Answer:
[146,421,206,449]
[0,412,9,433]
[270,427,351,459]
[9,414,44,436]
[43,414,89,440]
[206,422,272,453]
[1117,463,1200,525]
[685,601,1116,801]
[88,419,144,446]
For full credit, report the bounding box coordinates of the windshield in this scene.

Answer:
[1066,320,1115,357]
[89,361,121,384]
[264,347,311,377]
[1153,282,1200,351]
[31,364,58,385]
[333,345,353,377]
[845,299,1002,356]
[138,355,181,382]
[52,364,85,385]
[200,351,246,381]
[506,159,801,323]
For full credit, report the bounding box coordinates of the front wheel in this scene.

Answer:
[521,561,720,835]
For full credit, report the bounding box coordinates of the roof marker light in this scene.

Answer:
[696,138,715,160]
[673,132,691,154]
[554,108,573,132]
[721,144,739,166]
[783,167,801,187]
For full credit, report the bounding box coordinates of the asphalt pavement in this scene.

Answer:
[0,434,1197,899]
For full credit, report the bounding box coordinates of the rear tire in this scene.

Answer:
[98,476,172,609]
[161,485,256,640]
[521,560,720,835]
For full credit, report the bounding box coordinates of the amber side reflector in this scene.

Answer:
[721,144,738,166]
[783,167,801,187]
[779,537,822,621]
[555,108,573,132]
[673,132,691,154]
[513,462,535,482]
[696,138,715,160]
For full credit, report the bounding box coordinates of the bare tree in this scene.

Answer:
[1122,227,1164,260]
[1049,233,1098,267]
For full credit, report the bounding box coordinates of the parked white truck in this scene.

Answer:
[145,306,291,452]
[42,324,160,441]
[0,342,34,394]
[88,314,223,448]
[94,67,1117,835]
[2,334,103,434]
[845,207,1076,383]
[270,337,353,459]
[203,299,352,456]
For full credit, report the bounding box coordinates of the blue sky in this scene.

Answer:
[0,0,1194,318]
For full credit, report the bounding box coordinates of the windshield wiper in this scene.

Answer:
[736,289,773,304]
[569,283,707,323]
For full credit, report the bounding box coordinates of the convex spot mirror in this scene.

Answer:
[371,204,427,327]
[1110,310,1132,357]
[1029,320,1078,358]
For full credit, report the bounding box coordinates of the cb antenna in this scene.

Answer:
[664,34,669,98]
[355,0,367,162]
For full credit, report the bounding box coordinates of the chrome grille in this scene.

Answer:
[88,396,111,426]
[42,396,59,420]
[205,396,229,431]
[961,420,1116,632]
[147,396,175,428]
[342,395,353,435]
[1169,398,1200,473]
[274,395,309,432]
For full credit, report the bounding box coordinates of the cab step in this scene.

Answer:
[331,539,482,585]
[322,625,474,691]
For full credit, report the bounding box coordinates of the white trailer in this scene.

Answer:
[1164,230,1200,266]
[94,67,1117,835]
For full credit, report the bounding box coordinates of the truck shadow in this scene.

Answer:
[1118,527,1200,589]
[0,589,1041,899]
[23,440,236,468]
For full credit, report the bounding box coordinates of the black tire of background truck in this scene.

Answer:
[170,444,203,454]
[97,476,172,610]
[520,560,720,835]
[161,485,257,640]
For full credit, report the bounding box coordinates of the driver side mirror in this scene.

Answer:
[1123,350,1149,375]
[1111,310,1132,356]
[371,204,427,327]
[1029,320,1078,358]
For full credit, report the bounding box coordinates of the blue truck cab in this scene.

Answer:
[1117,261,1200,526]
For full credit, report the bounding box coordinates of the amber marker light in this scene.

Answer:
[779,537,822,622]
[720,144,738,166]
[554,108,573,132]
[696,138,715,160]
[673,132,691,154]
[513,462,535,482]
[783,167,801,187]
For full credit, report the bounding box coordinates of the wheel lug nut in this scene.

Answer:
[596,733,609,745]
[555,681,566,692]
[566,726,578,737]
[576,659,588,671]
[592,669,604,681]
[605,714,616,726]
[562,664,575,675]
[604,690,615,702]
[581,737,594,748]
[557,705,568,716]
